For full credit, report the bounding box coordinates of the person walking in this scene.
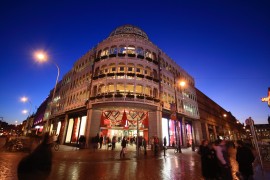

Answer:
[120,136,127,158]
[214,140,233,180]
[112,136,116,150]
[99,135,103,149]
[163,136,167,156]
[236,140,255,180]
[142,137,147,155]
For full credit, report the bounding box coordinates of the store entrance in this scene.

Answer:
[100,128,148,150]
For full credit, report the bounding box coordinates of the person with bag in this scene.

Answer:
[120,136,127,158]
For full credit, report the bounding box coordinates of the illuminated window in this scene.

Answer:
[136,85,143,94]
[108,84,114,93]
[127,46,135,54]
[145,86,151,96]
[116,84,125,92]
[126,84,134,93]
[145,50,152,58]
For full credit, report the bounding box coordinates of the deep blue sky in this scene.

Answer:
[1,0,269,125]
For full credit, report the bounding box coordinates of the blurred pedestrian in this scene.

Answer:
[112,136,116,150]
[99,135,103,149]
[163,136,167,156]
[120,136,127,158]
[17,132,52,180]
[214,140,233,180]
[142,137,147,155]
[236,140,255,180]
[154,136,159,156]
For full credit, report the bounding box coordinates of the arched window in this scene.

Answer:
[97,50,102,58]
[136,47,144,56]
[118,63,125,72]
[119,45,126,54]
[109,63,116,73]
[145,49,152,59]
[110,46,117,55]
[127,63,134,72]
[145,66,151,76]
[136,64,143,74]
[127,45,135,55]
[101,48,109,57]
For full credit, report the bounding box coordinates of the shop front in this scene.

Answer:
[99,109,149,143]
[64,115,87,146]
[162,117,182,147]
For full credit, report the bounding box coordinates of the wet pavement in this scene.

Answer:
[0,142,269,180]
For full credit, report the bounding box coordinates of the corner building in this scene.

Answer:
[45,25,200,147]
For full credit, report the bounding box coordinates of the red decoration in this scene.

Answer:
[100,112,105,126]
[104,119,111,125]
[142,112,149,127]
[121,110,127,126]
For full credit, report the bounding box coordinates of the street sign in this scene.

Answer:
[245,117,254,126]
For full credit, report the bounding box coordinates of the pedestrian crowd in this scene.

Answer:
[198,139,256,180]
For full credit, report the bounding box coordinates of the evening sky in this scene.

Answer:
[0,0,269,125]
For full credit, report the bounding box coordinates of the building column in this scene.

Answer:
[213,125,217,141]
[149,107,162,141]
[204,123,210,141]
[181,117,187,147]
[192,120,203,146]
[60,114,68,144]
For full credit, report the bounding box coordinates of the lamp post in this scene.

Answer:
[173,73,186,153]
[34,51,60,105]
[34,51,60,131]
[21,96,32,116]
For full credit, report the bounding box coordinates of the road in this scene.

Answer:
[0,137,269,180]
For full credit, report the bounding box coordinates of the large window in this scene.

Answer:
[145,86,151,96]
[119,45,126,54]
[110,46,117,55]
[145,50,152,59]
[136,85,143,94]
[98,84,105,94]
[136,47,144,56]
[101,48,109,56]
[126,84,134,93]
[116,84,125,92]
[127,46,135,54]
[108,83,114,93]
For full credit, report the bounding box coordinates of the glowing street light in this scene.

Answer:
[20,96,32,116]
[34,50,60,108]
[22,109,28,114]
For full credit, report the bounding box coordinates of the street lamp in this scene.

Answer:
[173,73,186,153]
[34,50,60,113]
[20,96,32,116]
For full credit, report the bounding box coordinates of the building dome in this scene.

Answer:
[109,24,148,39]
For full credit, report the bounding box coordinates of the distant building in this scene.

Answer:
[196,88,246,142]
